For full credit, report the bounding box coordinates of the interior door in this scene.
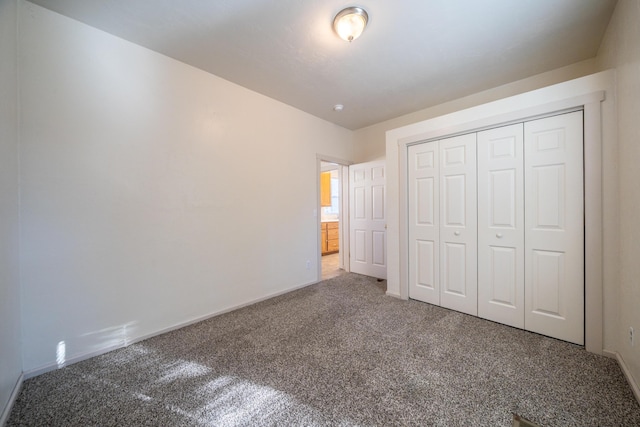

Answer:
[477,124,525,328]
[439,133,477,315]
[408,142,440,304]
[524,111,584,345]
[349,160,386,279]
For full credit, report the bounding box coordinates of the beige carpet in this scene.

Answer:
[8,273,640,426]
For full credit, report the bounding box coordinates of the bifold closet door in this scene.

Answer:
[408,143,440,304]
[439,134,477,316]
[477,124,525,328]
[524,111,584,345]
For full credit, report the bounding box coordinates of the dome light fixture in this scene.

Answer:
[333,7,369,42]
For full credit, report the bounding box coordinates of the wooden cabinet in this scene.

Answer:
[321,221,339,255]
[321,172,332,207]
[321,228,328,253]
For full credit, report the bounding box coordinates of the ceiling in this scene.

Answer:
[28,0,617,130]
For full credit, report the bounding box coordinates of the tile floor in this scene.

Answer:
[321,252,345,280]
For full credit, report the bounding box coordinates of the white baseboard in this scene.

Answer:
[0,373,23,427]
[602,349,617,359]
[613,351,640,405]
[23,279,318,379]
[385,290,402,299]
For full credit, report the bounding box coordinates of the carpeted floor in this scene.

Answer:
[7,274,640,426]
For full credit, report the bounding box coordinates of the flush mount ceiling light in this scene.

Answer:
[333,7,368,42]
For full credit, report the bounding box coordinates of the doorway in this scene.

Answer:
[319,160,348,280]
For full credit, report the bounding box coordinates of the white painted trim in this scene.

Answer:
[614,352,640,405]
[23,278,319,379]
[387,73,612,355]
[602,349,617,359]
[583,100,604,355]
[340,165,350,272]
[0,373,23,426]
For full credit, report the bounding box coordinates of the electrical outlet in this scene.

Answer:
[306,260,310,270]
[630,327,635,347]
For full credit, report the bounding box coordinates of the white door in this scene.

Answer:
[439,134,477,315]
[408,143,440,304]
[524,111,584,345]
[477,124,525,328]
[349,160,386,279]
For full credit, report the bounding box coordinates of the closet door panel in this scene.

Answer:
[408,143,440,304]
[439,133,477,315]
[477,124,524,328]
[525,111,584,345]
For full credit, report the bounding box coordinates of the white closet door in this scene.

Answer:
[524,111,584,345]
[477,124,525,328]
[408,143,440,304]
[439,133,477,316]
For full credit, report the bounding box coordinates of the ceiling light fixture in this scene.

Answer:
[333,7,368,42]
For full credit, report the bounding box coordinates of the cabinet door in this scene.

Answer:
[408,142,440,304]
[321,226,328,254]
[320,172,332,207]
[439,133,477,316]
[524,111,584,345]
[477,124,525,328]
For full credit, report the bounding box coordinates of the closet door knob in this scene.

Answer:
[496,233,503,238]
[454,231,460,236]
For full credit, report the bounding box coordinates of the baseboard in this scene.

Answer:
[0,373,23,426]
[24,279,319,379]
[385,290,402,299]
[602,349,617,359]
[613,351,640,405]
[24,342,126,379]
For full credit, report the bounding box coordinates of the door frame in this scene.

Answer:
[388,85,608,355]
[316,155,352,282]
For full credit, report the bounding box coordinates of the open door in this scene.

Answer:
[349,160,386,279]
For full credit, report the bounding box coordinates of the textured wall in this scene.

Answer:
[19,1,354,373]
[597,0,640,389]
[0,0,22,421]
[352,59,599,163]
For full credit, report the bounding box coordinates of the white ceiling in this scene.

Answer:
[28,0,617,130]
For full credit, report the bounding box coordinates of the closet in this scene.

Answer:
[408,111,584,345]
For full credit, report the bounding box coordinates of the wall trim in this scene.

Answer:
[24,279,319,379]
[614,351,640,405]
[0,373,23,426]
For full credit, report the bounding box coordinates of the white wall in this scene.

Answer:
[352,59,598,162]
[0,0,23,421]
[18,1,354,373]
[385,71,618,352]
[596,0,640,391]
